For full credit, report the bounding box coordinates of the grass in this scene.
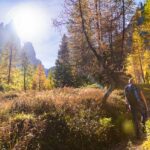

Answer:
[0,86,149,150]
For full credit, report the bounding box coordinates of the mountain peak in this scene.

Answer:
[22,42,41,66]
[0,22,42,67]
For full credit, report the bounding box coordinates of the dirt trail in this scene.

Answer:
[119,89,150,150]
[129,98,150,150]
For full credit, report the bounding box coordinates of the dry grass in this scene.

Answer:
[1,88,121,150]
[0,86,149,150]
[0,88,103,122]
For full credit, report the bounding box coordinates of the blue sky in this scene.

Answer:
[0,0,144,69]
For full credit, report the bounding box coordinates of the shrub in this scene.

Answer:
[12,113,35,121]
[0,87,143,149]
[142,140,150,150]
[142,120,150,149]
[0,84,4,92]
[96,118,114,142]
[145,119,150,138]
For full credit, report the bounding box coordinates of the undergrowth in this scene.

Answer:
[0,86,149,150]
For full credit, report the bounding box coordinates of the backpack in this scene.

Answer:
[125,84,141,107]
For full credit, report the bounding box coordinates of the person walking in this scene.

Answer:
[124,78,148,139]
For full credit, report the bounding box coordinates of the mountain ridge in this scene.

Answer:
[0,22,43,67]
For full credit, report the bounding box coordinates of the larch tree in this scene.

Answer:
[0,44,17,86]
[32,64,47,91]
[21,50,32,91]
[0,49,9,84]
[133,28,145,83]
[143,51,150,83]
[126,0,150,84]
[7,45,13,84]
[47,71,55,89]
[55,0,135,103]
[67,1,95,86]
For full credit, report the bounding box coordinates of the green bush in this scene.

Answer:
[96,118,114,142]
[142,140,150,150]
[142,120,150,149]
[1,84,15,92]
[12,113,35,121]
[0,84,4,91]
[145,119,150,138]
[83,83,103,89]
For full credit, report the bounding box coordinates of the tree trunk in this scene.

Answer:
[119,0,125,70]
[8,46,13,85]
[101,78,116,105]
[79,0,115,103]
[94,0,102,54]
[24,67,27,92]
[138,52,145,83]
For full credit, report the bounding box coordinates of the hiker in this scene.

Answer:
[124,78,148,139]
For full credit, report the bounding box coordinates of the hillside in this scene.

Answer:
[0,86,150,150]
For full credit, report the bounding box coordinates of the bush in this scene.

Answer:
[0,117,40,150]
[0,84,4,91]
[145,119,150,138]
[141,120,150,149]
[12,113,35,121]
[1,84,15,92]
[96,118,114,143]
[142,140,150,150]
[0,88,137,149]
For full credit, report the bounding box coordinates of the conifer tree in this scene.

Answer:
[126,0,150,84]
[47,71,55,89]
[0,44,18,87]
[55,0,135,102]
[32,64,47,91]
[54,34,73,87]
[21,50,33,91]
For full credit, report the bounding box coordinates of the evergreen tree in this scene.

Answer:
[54,34,73,87]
